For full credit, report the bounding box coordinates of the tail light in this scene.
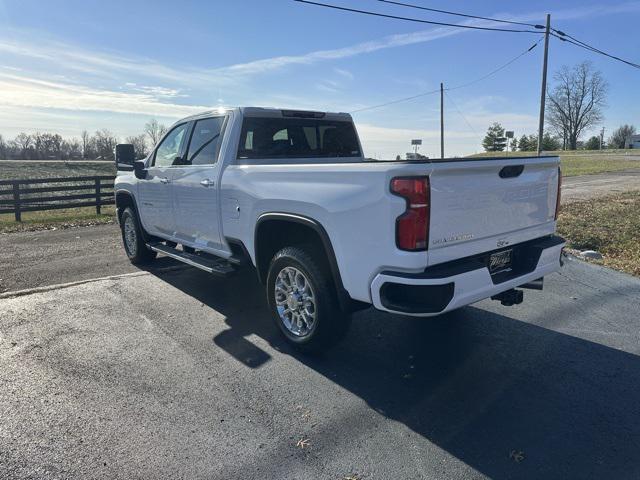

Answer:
[391,176,430,251]
[555,167,562,220]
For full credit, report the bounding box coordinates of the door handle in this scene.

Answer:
[499,165,525,178]
[200,179,215,187]
[159,177,171,184]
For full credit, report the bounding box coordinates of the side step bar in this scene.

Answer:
[147,243,236,276]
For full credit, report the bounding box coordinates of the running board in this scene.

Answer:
[147,243,236,276]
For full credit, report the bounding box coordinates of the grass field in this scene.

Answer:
[557,191,640,276]
[0,206,116,233]
[560,156,640,176]
[0,160,115,180]
[469,149,639,177]
[470,148,637,158]
[0,161,117,232]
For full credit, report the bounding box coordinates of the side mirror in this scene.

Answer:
[115,144,135,171]
[133,160,147,179]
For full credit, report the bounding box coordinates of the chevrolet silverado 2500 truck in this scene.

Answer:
[114,107,564,351]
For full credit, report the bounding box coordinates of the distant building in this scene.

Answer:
[625,134,640,149]
[405,152,429,160]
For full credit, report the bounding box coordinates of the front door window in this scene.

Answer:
[154,123,189,167]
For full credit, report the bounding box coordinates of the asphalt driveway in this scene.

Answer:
[1,251,639,479]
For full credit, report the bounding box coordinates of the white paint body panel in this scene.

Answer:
[116,107,563,314]
[370,243,564,316]
[171,165,222,250]
[136,165,174,237]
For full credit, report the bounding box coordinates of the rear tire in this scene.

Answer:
[120,207,157,265]
[266,246,350,353]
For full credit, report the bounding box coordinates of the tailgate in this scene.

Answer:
[427,156,559,263]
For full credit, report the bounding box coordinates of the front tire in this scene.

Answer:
[266,246,350,353]
[120,207,156,265]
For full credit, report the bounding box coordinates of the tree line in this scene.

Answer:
[0,119,168,161]
[482,61,637,153]
[483,122,636,153]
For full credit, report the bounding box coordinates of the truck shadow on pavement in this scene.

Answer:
[150,265,640,480]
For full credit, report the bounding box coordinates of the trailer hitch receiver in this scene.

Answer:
[491,289,524,306]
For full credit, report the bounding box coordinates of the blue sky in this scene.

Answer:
[0,0,638,158]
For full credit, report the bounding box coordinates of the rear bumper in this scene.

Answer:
[370,235,565,316]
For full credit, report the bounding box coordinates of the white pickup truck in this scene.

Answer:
[115,107,564,352]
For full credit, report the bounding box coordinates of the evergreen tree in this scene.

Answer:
[518,134,530,151]
[541,133,562,151]
[584,136,601,150]
[482,123,506,152]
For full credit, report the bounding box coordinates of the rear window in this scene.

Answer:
[237,118,361,159]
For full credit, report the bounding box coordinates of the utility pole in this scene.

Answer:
[537,13,551,156]
[440,82,444,159]
[600,127,605,150]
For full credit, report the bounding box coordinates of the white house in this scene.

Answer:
[625,134,640,149]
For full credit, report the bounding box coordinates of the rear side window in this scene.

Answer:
[186,116,226,165]
[237,118,360,159]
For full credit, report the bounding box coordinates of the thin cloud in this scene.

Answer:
[1,1,638,88]
[334,67,354,80]
[0,73,209,117]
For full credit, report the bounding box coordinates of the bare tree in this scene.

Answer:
[546,62,608,150]
[63,138,83,160]
[144,119,167,148]
[94,129,119,161]
[13,133,33,159]
[31,132,63,159]
[125,134,149,159]
[80,130,94,159]
[0,134,7,159]
[608,124,636,149]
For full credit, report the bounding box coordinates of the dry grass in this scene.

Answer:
[0,160,115,180]
[468,150,639,177]
[470,148,636,158]
[0,206,116,233]
[557,192,640,276]
[560,156,639,176]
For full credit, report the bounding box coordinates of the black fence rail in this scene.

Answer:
[0,175,116,221]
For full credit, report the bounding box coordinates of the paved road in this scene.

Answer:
[2,232,640,478]
[0,224,137,293]
[562,169,640,202]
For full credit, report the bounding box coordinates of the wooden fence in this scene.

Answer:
[0,175,116,221]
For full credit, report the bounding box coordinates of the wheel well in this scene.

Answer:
[115,191,136,224]
[255,219,329,280]
[254,216,358,312]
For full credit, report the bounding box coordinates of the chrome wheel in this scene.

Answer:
[274,266,317,337]
[123,215,138,257]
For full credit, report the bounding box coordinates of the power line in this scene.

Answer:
[352,40,541,113]
[444,90,478,136]
[550,30,640,70]
[293,0,543,34]
[374,0,544,29]
[351,88,440,113]
[448,38,542,91]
